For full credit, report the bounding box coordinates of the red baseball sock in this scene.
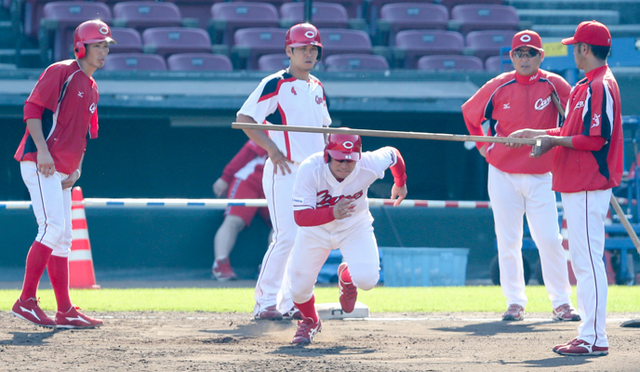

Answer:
[340,264,353,283]
[294,294,319,322]
[47,255,72,313]
[20,241,53,301]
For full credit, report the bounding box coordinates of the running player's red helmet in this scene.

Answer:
[324,133,362,162]
[285,23,322,60]
[73,19,116,59]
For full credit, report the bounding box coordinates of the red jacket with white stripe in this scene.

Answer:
[462,69,571,174]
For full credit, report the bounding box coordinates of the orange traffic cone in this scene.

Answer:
[560,213,578,285]
[69,186,100,289]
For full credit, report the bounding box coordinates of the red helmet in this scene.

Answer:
[324,133,362,162]
[285,23,322,60]
[73,19,116,58]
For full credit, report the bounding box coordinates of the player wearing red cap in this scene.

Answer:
[287,133,407,344]
[510,21,622,356]
[11,19,115,329]
[462,30,578,322]
[237,23,331,320]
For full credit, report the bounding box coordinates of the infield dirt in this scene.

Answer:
[1,311,639,371]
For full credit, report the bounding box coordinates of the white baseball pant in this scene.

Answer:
[20,161,72,257]
[488,165,572,308]
[562,189,610,347]
[289,224,380,304]
[254,159,299,316]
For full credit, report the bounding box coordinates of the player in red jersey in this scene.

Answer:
[11,20,115,329]
[510,21,622,357]
[211,139,270,281]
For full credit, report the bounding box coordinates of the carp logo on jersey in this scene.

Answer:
[317,190,364,207]
[534,96,551,110]
[591,113,601,128]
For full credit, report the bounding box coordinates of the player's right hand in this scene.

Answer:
[212,178,229,198]
[36,149,56,177]
[269,149,293,175]
[333,198,355,220]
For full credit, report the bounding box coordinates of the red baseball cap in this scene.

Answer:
[512,30,543,51]
[561,20,611,46]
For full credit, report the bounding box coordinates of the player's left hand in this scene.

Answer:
[62,169,80,190]
[390,184,407,207]
[529,136,555,158]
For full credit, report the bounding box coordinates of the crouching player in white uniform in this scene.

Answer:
[288,133,408,344]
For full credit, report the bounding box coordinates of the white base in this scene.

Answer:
[316,301,369,319]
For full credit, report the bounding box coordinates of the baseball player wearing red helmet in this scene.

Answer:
[287,133,407,344]
[11,19,115,329]
[211,139,270,281]
[510,21,622,357]
[237,23,331,320]
[462,30,580,323]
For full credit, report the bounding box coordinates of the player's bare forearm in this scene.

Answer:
[507,129,548,148]
[26,118,56,176]
[529,136,574,158]
[237,115,292,175]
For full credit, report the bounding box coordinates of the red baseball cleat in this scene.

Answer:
[282,306,303,320]
[552,303,581,321]
[254,305,283,320]
[212,258,238,281]
[55,306,103,329]
[502,304,525,321]
[292,318,322,345]
[338,262,357,313]
[11,297,56,329]
[554,338,609,356]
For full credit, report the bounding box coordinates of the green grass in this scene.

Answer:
[2,286,639,313]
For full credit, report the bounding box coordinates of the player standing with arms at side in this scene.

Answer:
[237,23,331,320]
[462,30,579,322]
[287,134,407,344]
[510,21,622,356]
[211,139,270,281]
[11,19,115,329]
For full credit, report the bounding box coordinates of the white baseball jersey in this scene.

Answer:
[237,70,331,163]
[293,147,399,232]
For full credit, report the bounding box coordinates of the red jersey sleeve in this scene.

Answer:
[221,139,265,183]
[390,147,407,187]
[461,75,507,149]
[23,102,45,121]
[26,64,66,112]
[294,207,335,227]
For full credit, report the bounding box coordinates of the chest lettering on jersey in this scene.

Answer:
[89,102,96,114]
[317,189,363,207]
[315,95,324,105]
[534,96,551,110]
[574,100,585,110]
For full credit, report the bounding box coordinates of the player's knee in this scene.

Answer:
[290,272,315,303]
[352,270,380,291]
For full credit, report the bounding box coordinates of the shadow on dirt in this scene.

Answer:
[0,330,56,346]
[433,321,556,336]
[271,344,376,357]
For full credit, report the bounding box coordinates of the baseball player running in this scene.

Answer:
[462,30,580,322]
[288,134,407,345]
[237,23,331,320]
[510,21,623,356]
[11,20,115,329]
[211,139,270,281]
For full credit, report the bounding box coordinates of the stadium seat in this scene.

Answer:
[377,3,449,46]
[318,28,372,59]
[439,0,505,12]
[109,27,143,54]
[321,0,363,19]
[210,2,280,46]
[113,2,184,33]
[257,53,290,72]
[103,53,167,71]
[163,0,226,29]
[39,1,112,62]
[393,30,464,69]
[142,27,212,58]
[465,30,517,62]
[449,4,520,35]
[167,53,232,71]
[324,53,389,71]
[232,27,287,70]
[417,55,483,71]
[484,55,514,72]
[279,2,349,29]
